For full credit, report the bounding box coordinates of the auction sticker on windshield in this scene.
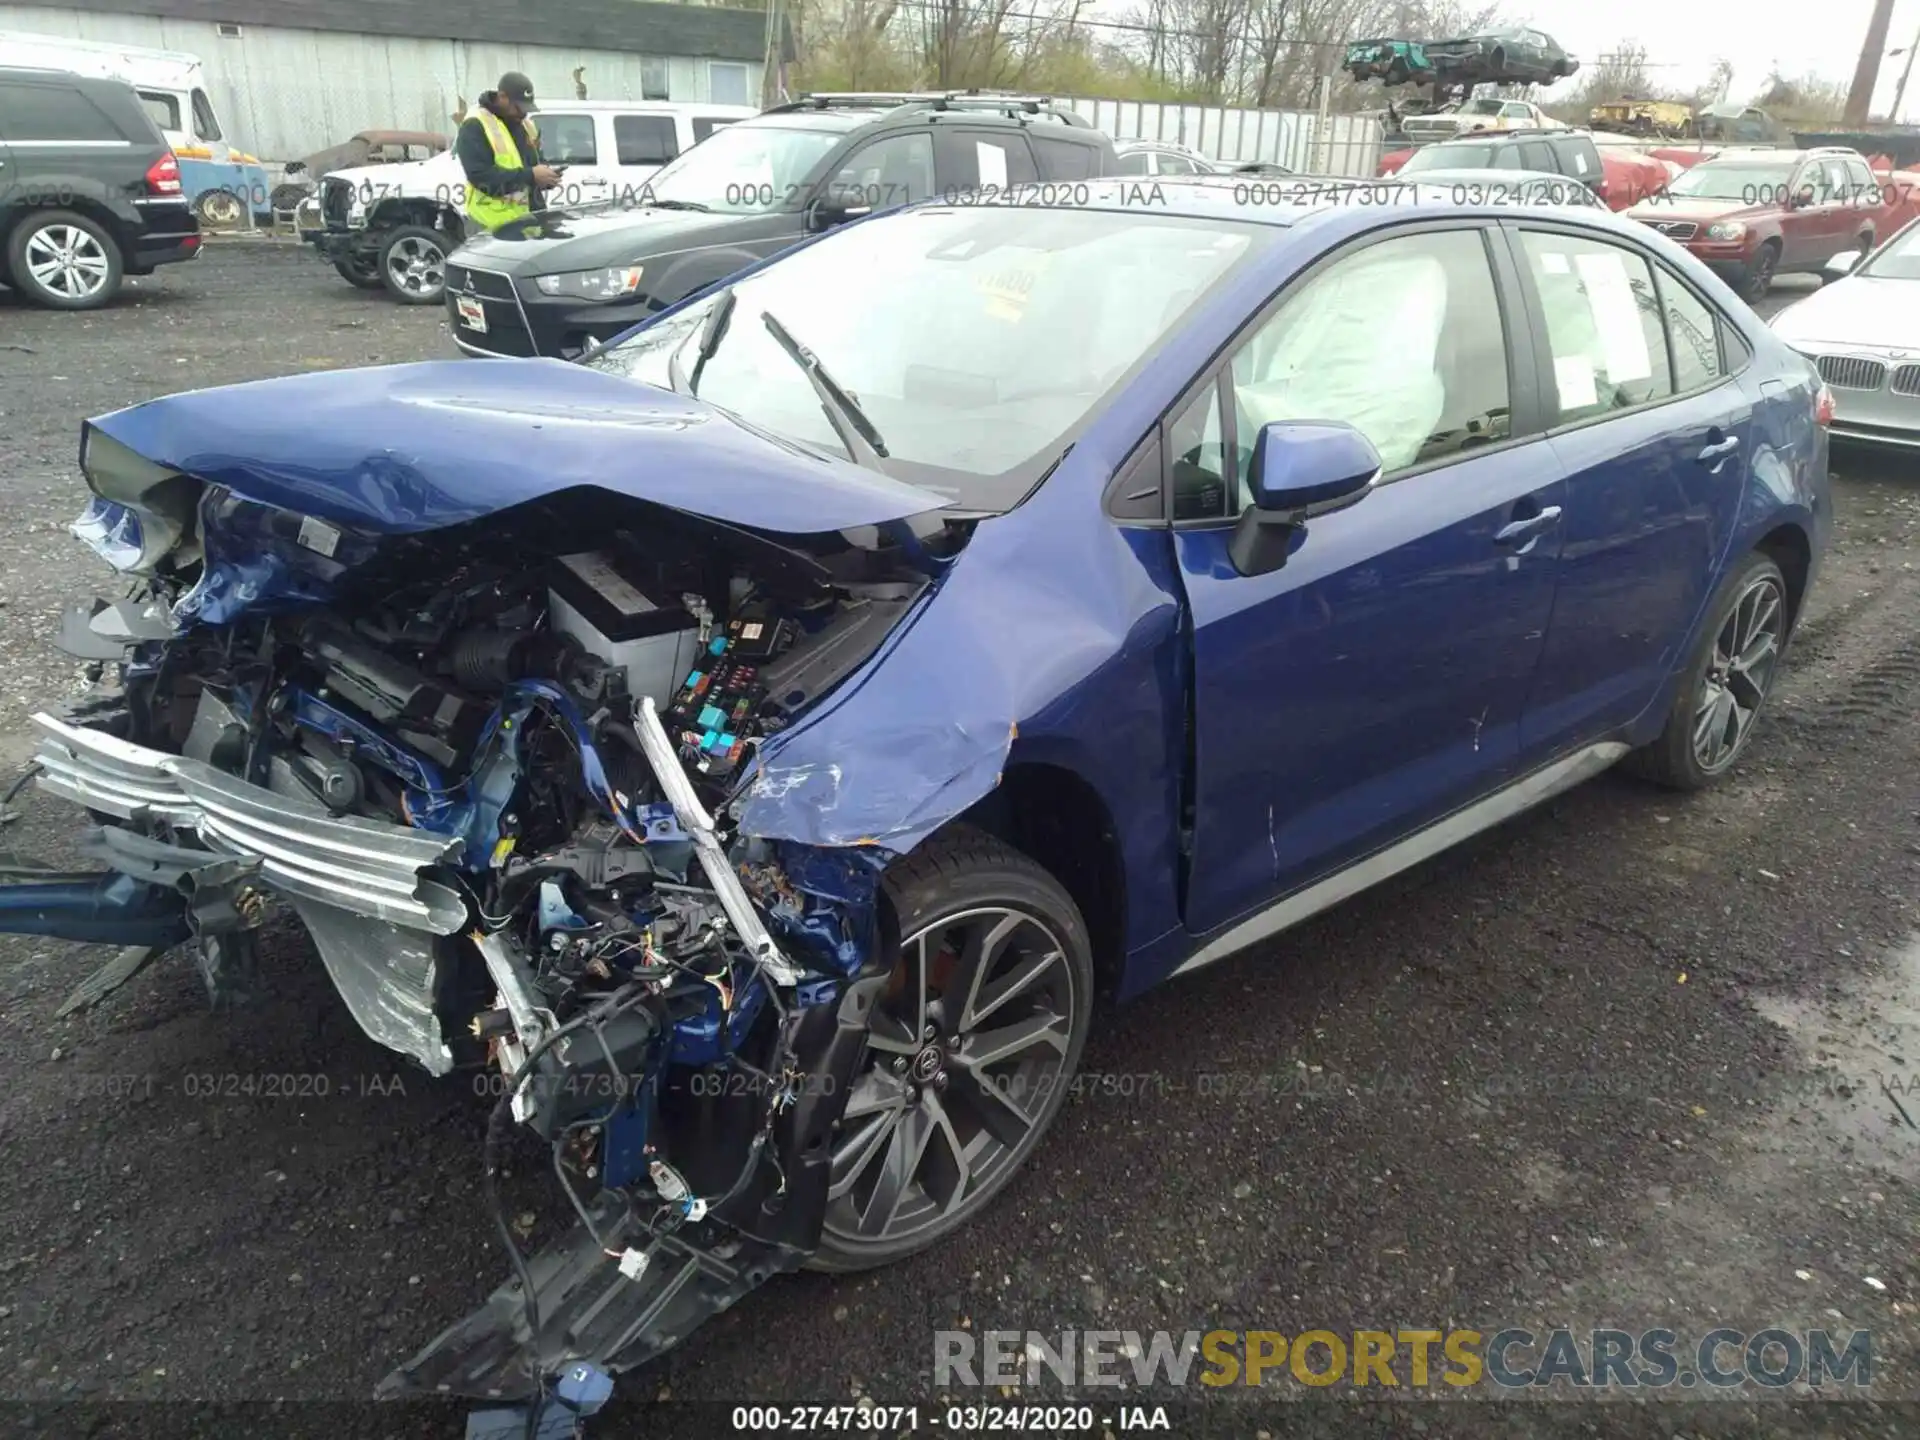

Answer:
[457,296,488,333]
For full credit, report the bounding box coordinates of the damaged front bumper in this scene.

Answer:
[10,698,883,1402]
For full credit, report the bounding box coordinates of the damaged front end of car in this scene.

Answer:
[2,362,968,1404]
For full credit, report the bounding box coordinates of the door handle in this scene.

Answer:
[1697,435,1741,462]
[1494,505,1563,547]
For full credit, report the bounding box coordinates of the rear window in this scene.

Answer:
[1032,133,1097,180]
[0,80,125,143]
[1401,141,1521,173]
[1551,136,1596,177]
[614,114,679,166]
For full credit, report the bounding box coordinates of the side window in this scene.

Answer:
[539,113,598,164]
[1227,228,1512,503]
[1502,103,1533,119]
[1489,145,1523,170]
[1159,152,1198,175]
[1518,231,1674,425]
[1821,157,1851,202]
[191,88,221,142]
[614,115,678,166]
[1032,134,1096,179]
[947,131,1038,193]
[1115,150,1151,175]
[0,82,121,142]
[1789,163,1819,208]
[709,62,751,107]
[693,116,736,144]
[1560,140,1595,178]
[1656,268,1726,393]
[1518,139,1553,170]
[641,59,671,101]
[828,131,935,210]
[1845,157,1876,199]
[136,90,180,132]
[1168,380,1230,521]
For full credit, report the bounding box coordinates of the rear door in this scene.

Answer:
[1177,222,1566,935]
[1505,222,1754,755]
[935,127,1037,197]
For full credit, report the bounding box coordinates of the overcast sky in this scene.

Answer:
[1518,0,1920,119]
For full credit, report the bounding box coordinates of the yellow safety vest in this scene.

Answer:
[466,110,541,231]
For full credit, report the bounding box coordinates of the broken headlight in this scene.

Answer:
[76,424,200,574]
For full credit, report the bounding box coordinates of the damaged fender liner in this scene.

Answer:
[378,974,885,1400]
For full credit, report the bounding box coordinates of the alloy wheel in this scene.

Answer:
[1693,573,1784,773]
[24,225,111,301]
[824,906,1077,1246]
[386,235,446,296]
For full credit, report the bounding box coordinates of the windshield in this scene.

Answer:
[590,205,1263,512]
[638,122,845,214]
[1665,162,1795,201]
[1861,219,1920,279]
[1463,99,1505,115]
[1400,142,1515,173]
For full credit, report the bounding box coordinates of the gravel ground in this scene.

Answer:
[0,246,1916,1440]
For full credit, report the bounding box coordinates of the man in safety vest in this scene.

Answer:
[455,72,561,232]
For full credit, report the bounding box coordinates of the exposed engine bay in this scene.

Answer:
[27,476,950,1400]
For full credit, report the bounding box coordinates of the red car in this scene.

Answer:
[1625,146,1890,298]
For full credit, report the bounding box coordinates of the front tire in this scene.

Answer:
[809,828,1094,1273]
[6,209,123,310]
[1742,241,1779,301]
[378,224,450,304]
[1627,552,1789,790]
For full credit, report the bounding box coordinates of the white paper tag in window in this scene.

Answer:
[1554,355,1599,410]
[976,141,1008,191]
[1575,252,1653,383]
[1540,250,1570,273]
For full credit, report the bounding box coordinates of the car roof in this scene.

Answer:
[531,99,756,115]
[1689,147,1821,164]
[1406,167,1596,190]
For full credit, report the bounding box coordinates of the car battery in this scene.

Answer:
[548,552,701,708]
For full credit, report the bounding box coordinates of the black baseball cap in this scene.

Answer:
[498,72,537,110]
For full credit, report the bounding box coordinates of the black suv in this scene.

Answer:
[1394,129,1609,201]
[0,67,201,309]
[445,92,1117,359]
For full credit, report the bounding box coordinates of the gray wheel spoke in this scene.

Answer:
[917,1090,972,1211]
[965,947,1065,1032]
[827,1104,901,1201]
[867,932,929,1054]
[842,1066,909,1121]
[947,1058,1039,1149]
[959,1009,1070,1068]
[946,911,1023,1032]
[853,1103,935,1235]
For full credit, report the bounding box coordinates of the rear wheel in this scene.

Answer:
[332,254,385,290]
[6,209,123,310]
[809,828,1094,1272]
[378,224,449,304]
[1627,552,1789,790]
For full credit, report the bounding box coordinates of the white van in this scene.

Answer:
[305,99,757,303]
[0,31,232,161]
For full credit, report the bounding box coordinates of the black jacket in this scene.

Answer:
[456,94,545,208]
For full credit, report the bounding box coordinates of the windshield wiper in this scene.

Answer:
[646,198,712,212]
[668,287,737,396]
[759,309,890,470]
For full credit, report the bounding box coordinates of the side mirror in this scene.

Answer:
[808,193,873,231]
[1228,421,1382,578]
[1825,249,1861,276]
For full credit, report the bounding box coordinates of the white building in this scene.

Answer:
[0,0,778,159]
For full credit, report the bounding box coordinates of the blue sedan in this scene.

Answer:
[9,177,1830,1403]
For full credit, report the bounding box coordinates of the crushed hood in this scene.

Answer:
[85,360,948,537]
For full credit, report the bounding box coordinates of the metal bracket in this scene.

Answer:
[632,698,801,986]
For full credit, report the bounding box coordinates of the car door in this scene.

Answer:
[1174,223,1567,937]
[934,127,1037,197]
[819,129,938,219]
[1504,223,1754,755]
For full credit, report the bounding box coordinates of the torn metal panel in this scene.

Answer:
[292,900,455,1075]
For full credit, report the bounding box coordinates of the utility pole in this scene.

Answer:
[1892,22,1920,123]
[1845,0,1898,126]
